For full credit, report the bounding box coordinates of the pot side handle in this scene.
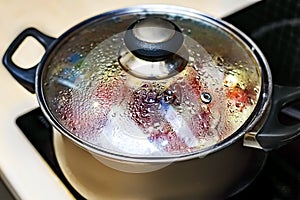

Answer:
[2,28,55,93]
[257,84,300,151]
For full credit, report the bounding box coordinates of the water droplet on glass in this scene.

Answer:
[254,87,259,94]
[153,122,160,128]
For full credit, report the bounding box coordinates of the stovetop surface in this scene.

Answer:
[16,0,300,199]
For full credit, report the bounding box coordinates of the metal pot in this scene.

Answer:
[3,5,300,199]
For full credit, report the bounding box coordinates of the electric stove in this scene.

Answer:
[2,0,300,199]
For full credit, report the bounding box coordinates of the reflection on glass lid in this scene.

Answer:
[43,13,261,157]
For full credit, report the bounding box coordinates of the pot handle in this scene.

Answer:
[257,84,300,151]
[2,28,55,93]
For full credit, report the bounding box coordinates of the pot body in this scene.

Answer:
[54,130,266,200]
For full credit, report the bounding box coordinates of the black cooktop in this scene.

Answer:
[16,0,300,199]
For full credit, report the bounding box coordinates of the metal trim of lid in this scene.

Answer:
[35,4,272,163]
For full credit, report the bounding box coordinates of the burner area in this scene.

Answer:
[15,0,300,199]
[16,108,84,200]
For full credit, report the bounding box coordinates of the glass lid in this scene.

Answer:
[41,7,262,158]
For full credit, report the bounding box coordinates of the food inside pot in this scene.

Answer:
[43,14,261,157]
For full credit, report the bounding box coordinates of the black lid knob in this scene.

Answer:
[124,18,184,61]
